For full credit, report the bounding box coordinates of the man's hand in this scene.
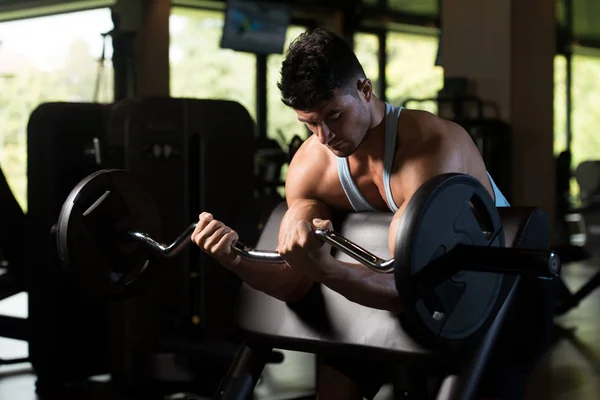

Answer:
[191,212,240,267]
[278,218,336,281]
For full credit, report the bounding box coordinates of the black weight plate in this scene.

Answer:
[56,169,163,300]
[394,173,505,348]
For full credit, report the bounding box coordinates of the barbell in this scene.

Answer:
[54,169,560,349]
[127,220,395,271]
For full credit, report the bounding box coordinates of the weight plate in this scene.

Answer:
[56,169,163,300]
[394,173,505,349]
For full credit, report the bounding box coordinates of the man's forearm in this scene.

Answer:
[222,258,313,302]
[320,258,404,313]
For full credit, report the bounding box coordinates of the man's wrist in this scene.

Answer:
[219,255,242,270]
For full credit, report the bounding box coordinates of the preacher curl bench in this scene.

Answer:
[217,202,559,400]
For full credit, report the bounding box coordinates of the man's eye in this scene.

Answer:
[328,113,341,121]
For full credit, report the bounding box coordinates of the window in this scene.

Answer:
[0,8,114,212]
[266,25,307,146]
[571,53,600,170]
[568,52,600,200]
[553,54,580,203]
[388,0,438,16]
[553,52,600,202]
[170,7,257,123]
[554,55,567,156]
[385,31,443,114]
[354,32,380,98]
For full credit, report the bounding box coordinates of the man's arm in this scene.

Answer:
[229,198,331,301]
[317,205,409,313]
[224,141,333,302]
[318,131,465,312]
[193,210,312,302]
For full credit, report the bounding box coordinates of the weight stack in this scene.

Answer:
[105,97,256,395]
[26,102,115,394]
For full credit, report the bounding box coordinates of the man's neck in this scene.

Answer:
[354,98,387,162]
[368,98,387,130]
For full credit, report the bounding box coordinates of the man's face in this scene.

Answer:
[294,88,371,157]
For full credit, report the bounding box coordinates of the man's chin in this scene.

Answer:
[330,147,356,157]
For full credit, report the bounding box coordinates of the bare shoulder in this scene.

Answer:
[400,108,471,145]
[396,109,469,162]
[395,108,492,196]
[285,135,335,203]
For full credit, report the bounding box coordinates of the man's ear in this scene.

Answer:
[357,78,373,101]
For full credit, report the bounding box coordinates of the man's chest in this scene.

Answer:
[319,160,404,213]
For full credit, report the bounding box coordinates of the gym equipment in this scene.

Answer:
[552,150,588,261]
[255,138,287,196]
[0,165,28,366]
[456,118,512,201]
[26,102,114,394]
[254,133,306,196]
[56,168,164,299]
[104,97,256,399]
[219,203,560,400]
[106,97,256,338]
[554,159,600,315]
[27,97,256,399]
[575,160,600,207]
[56,169,559,350]
[287,134,305,162]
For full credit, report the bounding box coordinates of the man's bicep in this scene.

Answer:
[388,202,409,257]
[387,166,437,256]
[387,140,464,255]
[387,167,444,257]
[386,160,440,257]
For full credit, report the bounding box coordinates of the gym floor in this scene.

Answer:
[0,261,599,400]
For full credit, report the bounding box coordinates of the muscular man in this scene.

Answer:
[192,28,511,399]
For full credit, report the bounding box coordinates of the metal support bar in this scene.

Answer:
[256,54,268,140]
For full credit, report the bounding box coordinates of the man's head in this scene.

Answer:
[277,28,375,157]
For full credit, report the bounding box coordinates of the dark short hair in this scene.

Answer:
[277,28,366,111]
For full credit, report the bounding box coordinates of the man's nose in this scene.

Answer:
[316,123,334,145]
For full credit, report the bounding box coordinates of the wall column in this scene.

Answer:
[441,0,556,226]
[112,0,170,98]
